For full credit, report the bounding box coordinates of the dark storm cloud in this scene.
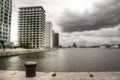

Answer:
[82,26,120,37]
[58,0,120,32]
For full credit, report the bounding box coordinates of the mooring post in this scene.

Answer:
[24,61,37,77]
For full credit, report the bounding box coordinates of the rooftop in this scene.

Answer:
[19,6,45,12]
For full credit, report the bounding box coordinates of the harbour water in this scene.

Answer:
[0,48,120,72]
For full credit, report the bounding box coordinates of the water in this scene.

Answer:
[0,48,120,72]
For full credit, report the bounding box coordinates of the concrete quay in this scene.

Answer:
[0,48,48,57]
[0,71,120,80]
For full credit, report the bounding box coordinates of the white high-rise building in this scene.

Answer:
[18,6,46,48]
[0,0,12,46]
[45,21,53,48]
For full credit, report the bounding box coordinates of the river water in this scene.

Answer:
[0,48,120,72]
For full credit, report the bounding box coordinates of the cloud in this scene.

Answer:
[58,0,120,32]
[13,0,42,7]
[11,0,120,45]
[82,25,120,37]
[59,25,120,46]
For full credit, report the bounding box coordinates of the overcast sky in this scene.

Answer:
[11,0,120,46]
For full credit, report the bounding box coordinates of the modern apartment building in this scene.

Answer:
[18,6,46,48]
[0,0,12,45]
[45,21,53,48]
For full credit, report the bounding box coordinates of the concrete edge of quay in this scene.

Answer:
[0,48,49,58]
[0,70,120,80]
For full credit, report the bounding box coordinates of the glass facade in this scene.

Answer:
[0,0,12,45]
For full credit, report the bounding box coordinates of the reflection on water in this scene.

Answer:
[0,48,120,72]
[8,57,21,70]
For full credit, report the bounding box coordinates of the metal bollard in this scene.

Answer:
[24,61,37,77]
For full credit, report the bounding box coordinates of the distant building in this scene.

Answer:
[0,0,12,46]
[100,44,111,48]
[18,6,46,48]
[72,43,77,48]
[45,21,53,48]
[53,32,59,48]
[111,44,119,48]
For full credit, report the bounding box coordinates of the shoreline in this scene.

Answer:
[0,48,49,57]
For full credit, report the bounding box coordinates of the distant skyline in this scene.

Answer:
[11,0,120,46]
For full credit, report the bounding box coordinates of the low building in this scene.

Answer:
[111,44,120,48]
